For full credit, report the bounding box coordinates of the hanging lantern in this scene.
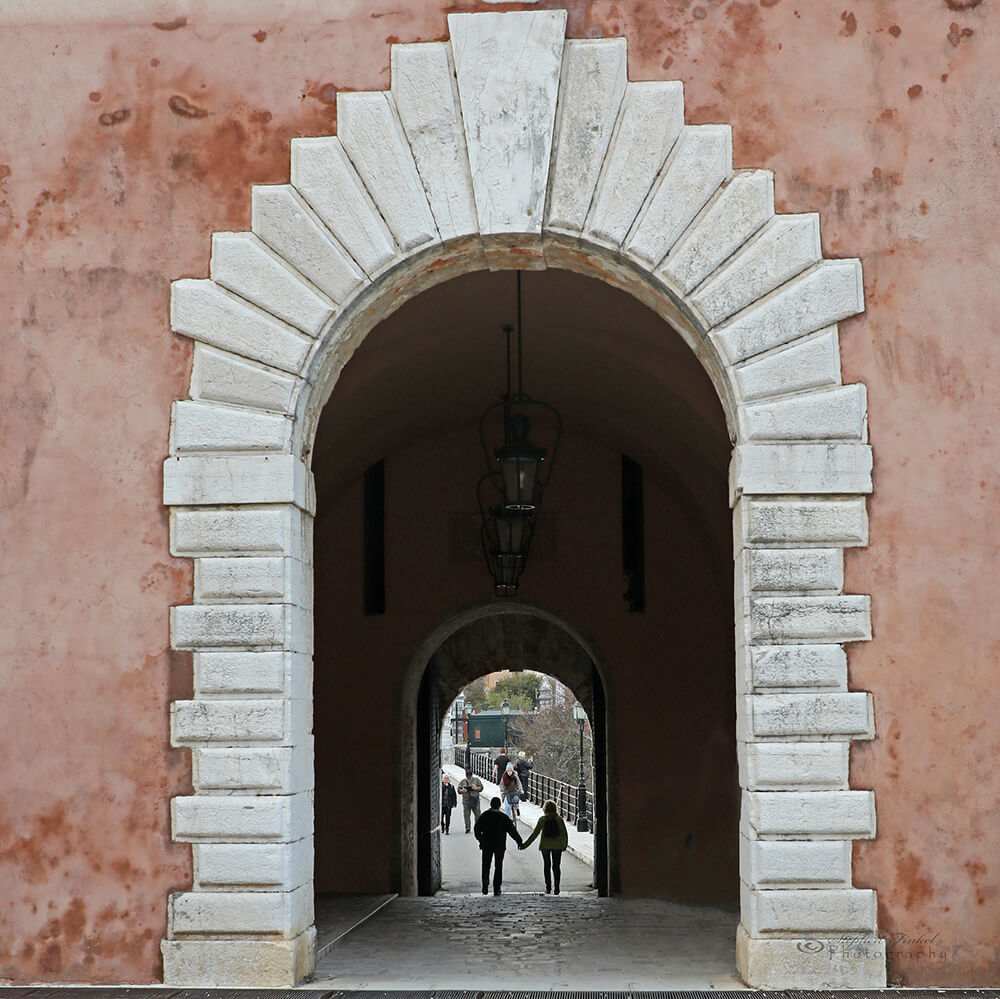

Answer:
[476,273,560,597]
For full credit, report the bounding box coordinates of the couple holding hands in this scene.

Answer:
[473,796,569,896]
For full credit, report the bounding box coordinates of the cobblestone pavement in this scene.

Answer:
[311,819,742,990]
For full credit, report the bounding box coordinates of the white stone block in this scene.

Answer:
[740,835,851,886]
[734,328,841,402]
[692,214,820,327]
[749,594,871,645]
[743,789,876,839]
[730,443,873,498]
[625,124,732,268]
[739,741,849,790]
[711,258,864,364]
[162,929,316,988]
[742,693,874,740]
[252,185,365,304]
[740,384,867,443]
[171,279,313,375]
[736,924,886,990]
[163,455,315,511]
[747,548,843,592]
[191,345,297,415]
[449,10,566,239]
[210,232,335,337]
[194,838,312,889]
[193,742,313,792]
[290,136,398,276]
[545,37,628,235]
[741,883,877,935]
[736,497,868,548]
[169,884,312,937]
[170,401,291,455]
[337,91,438,252]
[391,42,478,242]
[585,81,684,249]
[171,699,310,746]
[750,645,848,690]
[171,604,286,650]
[194,557,288,602]
[171,506,307,559]
[659,169,773,294]
[172,793,313,842]
[194,650,312,699]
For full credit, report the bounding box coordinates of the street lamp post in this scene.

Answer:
[463,708,471,771]
[572,701,589,832]
[500,699,510,753]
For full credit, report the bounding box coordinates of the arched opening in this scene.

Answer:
[163,12,882,985]
[309,268,736,917]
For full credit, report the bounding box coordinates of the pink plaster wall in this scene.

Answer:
[0,0,998,985]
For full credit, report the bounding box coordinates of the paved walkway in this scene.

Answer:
[311,812,742,990]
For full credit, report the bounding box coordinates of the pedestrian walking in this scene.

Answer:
[441,774,457,834]
[499,762,523,820]
[474,796,523,895]
[519,799,569,894]
[492,747,510,782]
[515,750,533,801]
[458,768,484,833]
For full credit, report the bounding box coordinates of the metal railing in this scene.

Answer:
[453,746,592,831]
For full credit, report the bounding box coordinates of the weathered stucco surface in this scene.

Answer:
[1,0,998,985]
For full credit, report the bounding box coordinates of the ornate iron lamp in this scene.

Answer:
[478,273,561,597]
[500,697,511,750]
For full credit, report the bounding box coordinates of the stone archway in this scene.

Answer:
[400,603,609,899]
[163,8,883,989]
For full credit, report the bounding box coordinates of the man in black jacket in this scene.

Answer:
[473,796,523,895]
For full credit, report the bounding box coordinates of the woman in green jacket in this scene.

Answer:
[519,799,569,894]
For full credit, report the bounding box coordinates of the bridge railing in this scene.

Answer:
[453,746,592,831]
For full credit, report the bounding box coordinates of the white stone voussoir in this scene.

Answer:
[172,792,313,842]
[337,90,439,253]
[171,699,311,747]
[194,838,313,890]
[741,883,877,935]
[659,169,774,295]
[193,742,313,793]
[739,741,849,790]
[391,42,478,243]
[170,401,292,455]
[169,884,312,937]
[711,258,864,365]
[546,38,628,236]
[736,496,868,549]
[171,505,309,560]
[191,345,298,415]
[730,443,872,499]
[743,790,876,840]
[739,384,867,443]
[171,279,314,375]
[252,185,366,304]
[733,328,842,403]
[739,692,874,740]
[745,547,844,593]
[290,137,398,277]
[194,650,311,700]
[749,594,870,645]
[740,835,851,887]
[164,455,315,511]
[584,80,684,249]
[449,9,566,249]
[748,644,848,690]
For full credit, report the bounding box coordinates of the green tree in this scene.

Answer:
[461,677,487,711]
[487,673,543,710]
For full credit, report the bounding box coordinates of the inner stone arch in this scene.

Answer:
[406,604,608,897]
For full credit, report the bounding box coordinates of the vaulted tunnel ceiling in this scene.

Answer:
[312,268,731,504]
